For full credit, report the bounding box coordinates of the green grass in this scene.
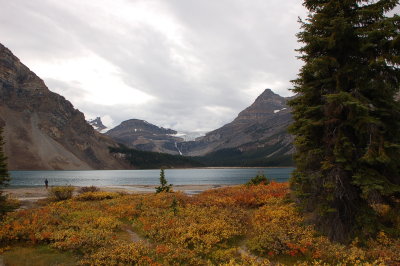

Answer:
[3,245,78,266]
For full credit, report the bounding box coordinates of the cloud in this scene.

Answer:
[0,0,307,131]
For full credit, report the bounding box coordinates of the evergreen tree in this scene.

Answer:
[156,169,172,193]
[170,197,179,216]
[0,127,11,217]
[289,0,400,242]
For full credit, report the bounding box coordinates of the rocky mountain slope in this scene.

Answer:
[178,89,294,165]
[0,43,128,170]
[106,89,294,166]
[106,119,184,155]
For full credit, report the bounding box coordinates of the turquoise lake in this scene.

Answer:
[9,168,294,187]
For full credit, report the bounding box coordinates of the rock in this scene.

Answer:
[179,89,293,159]
[0,43,129,170]
[106,119,183,155]
[88,117,107,132]
[106,88,294,166]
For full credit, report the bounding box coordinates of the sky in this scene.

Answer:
[0,0,307,132]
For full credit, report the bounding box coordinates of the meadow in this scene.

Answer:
[0,182,398,265]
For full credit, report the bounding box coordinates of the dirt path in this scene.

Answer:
[125,228,145,243]
[121,224,152,247]
[238,245,265,263]
[17,198,47,210]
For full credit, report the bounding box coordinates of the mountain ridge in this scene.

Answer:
[0,43,129,170]
[178,89,293,159]
[106,89,294,166]
[106,119,184,155]
[88,117,107,133]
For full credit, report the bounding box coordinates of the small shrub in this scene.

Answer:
[74,192,119,201]
[0,182,397,265]
[49,186,74,201]
[246,172,269,186]
[246,201,315,257]
[195,182,288,208]
[0,195,20,217]
[170,197,179,216]
[78,186,100,194]
[80,241,156,265]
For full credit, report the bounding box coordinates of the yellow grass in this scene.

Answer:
[0,183,398,265]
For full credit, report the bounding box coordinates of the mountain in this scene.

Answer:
[106,89,294,166]
[88,117,107,132]
[180,89,294,166]
[109,145,203,169]
[106,119,184,155]
[0,43,128,170]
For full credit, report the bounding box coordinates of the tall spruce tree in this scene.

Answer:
[289,0,400,242]
[0,127,11,217]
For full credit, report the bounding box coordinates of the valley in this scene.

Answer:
[102,89,294,167]
[0,42,293,169]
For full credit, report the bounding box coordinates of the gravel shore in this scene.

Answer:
[3,184,230,209]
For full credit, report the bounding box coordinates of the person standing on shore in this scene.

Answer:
[45,179,48,189]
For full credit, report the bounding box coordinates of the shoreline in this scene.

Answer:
[4,184,232,200]
[9,166,294,171]
[4,184,233,210]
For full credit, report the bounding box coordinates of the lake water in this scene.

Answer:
[9,168,294,188]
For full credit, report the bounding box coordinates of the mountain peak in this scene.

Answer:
[106,118,181,154]
[232,88,288,124]
[121,119,148,126]
[256,88,281,101]
[261,88,276,95]
[88,117,107,132]
[107,119,177,137]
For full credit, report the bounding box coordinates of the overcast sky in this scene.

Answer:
[0,0,307,132]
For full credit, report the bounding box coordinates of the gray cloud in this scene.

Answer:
[0,0,307,131]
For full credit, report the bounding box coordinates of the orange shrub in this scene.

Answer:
[0,182,398,265]
[74,192,120,201]
[0,200,121,252]
[193,182,288,208]
[49,186,74,201]
[80,241,157,266]
[137,204,246,254]
[364,232,400,264]
[246,200,315,257]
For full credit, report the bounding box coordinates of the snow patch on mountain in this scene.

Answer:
[274,108,287,114]
[88,117,108,133]
[169,131,207,141]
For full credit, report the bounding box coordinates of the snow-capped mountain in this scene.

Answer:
[106,119,184,155]
[88,117,107,133]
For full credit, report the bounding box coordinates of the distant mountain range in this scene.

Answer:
[1,43,293,169]
[0,43,128,170]
[104,89,294,166]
